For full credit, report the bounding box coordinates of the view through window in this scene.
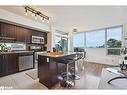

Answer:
[54,31,68,52]
[86,29,105,48]
[107,27,122,55]
[73,32,85,52]
[73,25,122,55]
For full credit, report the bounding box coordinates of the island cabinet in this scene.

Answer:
[38,53,76,89]
[38,55,59,89]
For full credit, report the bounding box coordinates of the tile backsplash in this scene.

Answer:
[0,43,26,51]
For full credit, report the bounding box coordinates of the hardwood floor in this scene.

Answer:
[52,61,114,89]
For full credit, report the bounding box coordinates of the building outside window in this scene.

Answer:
[54,31,68,52]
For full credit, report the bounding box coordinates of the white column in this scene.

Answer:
[68,30,74,52]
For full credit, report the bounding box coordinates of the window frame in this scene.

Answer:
[73,32,85,48]
[54,32,68,52]
[106,25,123,56]
[73,25,123,56]
[85,29,106,48]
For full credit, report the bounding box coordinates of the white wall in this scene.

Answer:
[69,24,127,65]
[85,48,120,65]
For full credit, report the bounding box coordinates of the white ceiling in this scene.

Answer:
[0,6,127,31]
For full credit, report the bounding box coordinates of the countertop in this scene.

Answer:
[0,50,34,55]
[38,52,78,58]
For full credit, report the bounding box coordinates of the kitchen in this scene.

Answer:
[0,21,48,77]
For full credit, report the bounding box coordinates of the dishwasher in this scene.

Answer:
[18,52,34,71]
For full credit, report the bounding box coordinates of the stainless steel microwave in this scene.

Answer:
[32,36,44,44]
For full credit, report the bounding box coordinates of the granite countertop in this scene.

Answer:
[0,50,34,55]
[38,52,77,58]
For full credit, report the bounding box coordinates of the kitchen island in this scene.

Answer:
[38,52,77,89]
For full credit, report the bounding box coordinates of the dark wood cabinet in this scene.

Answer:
[16,26,31,43]
[0,54,19,76]
[0,23,1,36]
[0,55,4,77]
[4,54,19,75]
[0,22,47,44]
[1,23,17,38]
[38,56,53,88]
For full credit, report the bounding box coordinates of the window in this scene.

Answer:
[54,31,68,52]
[72,25,123,55]
[106,26,122,55]
[86,29,105,48]
[73,32,85,52]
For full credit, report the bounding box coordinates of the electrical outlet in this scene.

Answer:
[47,58,49,62]
[112,59,114,62]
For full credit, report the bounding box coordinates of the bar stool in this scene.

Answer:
[72,52,86,80]
[55,56,75,88]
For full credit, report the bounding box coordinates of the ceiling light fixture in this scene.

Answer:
[42,18,45,22]
[31,12,34,17]
[25,9,28,16]
[24,6,49,23]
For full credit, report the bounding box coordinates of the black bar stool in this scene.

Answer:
[55,56,76,88]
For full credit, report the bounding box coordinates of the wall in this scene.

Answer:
[69,23,127,65]
[85,48,120,65]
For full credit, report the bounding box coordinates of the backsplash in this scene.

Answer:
[0,43,26,51]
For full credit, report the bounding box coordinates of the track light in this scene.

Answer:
[40,17,43,20]
[31,13,34,17]
[24,6,50,23]
[35,14,37,20]
[47,20,49,23]
[42,18,45,22]
[25,10,27,16]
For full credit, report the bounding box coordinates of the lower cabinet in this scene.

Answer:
[0,52,34,77]
[4,54,19,75]
[0,55,4,77]
[0,54,19,77]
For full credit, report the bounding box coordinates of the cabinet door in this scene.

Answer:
[4,54,19,75]
[49,59,58,86]
[0,22,1,36]
[0,55,4,77]
[1,23,17,38]
[16,26,31,43]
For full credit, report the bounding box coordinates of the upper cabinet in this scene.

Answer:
[15,26,31,43]
[0,22,47,44]
[0,23,17,38]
